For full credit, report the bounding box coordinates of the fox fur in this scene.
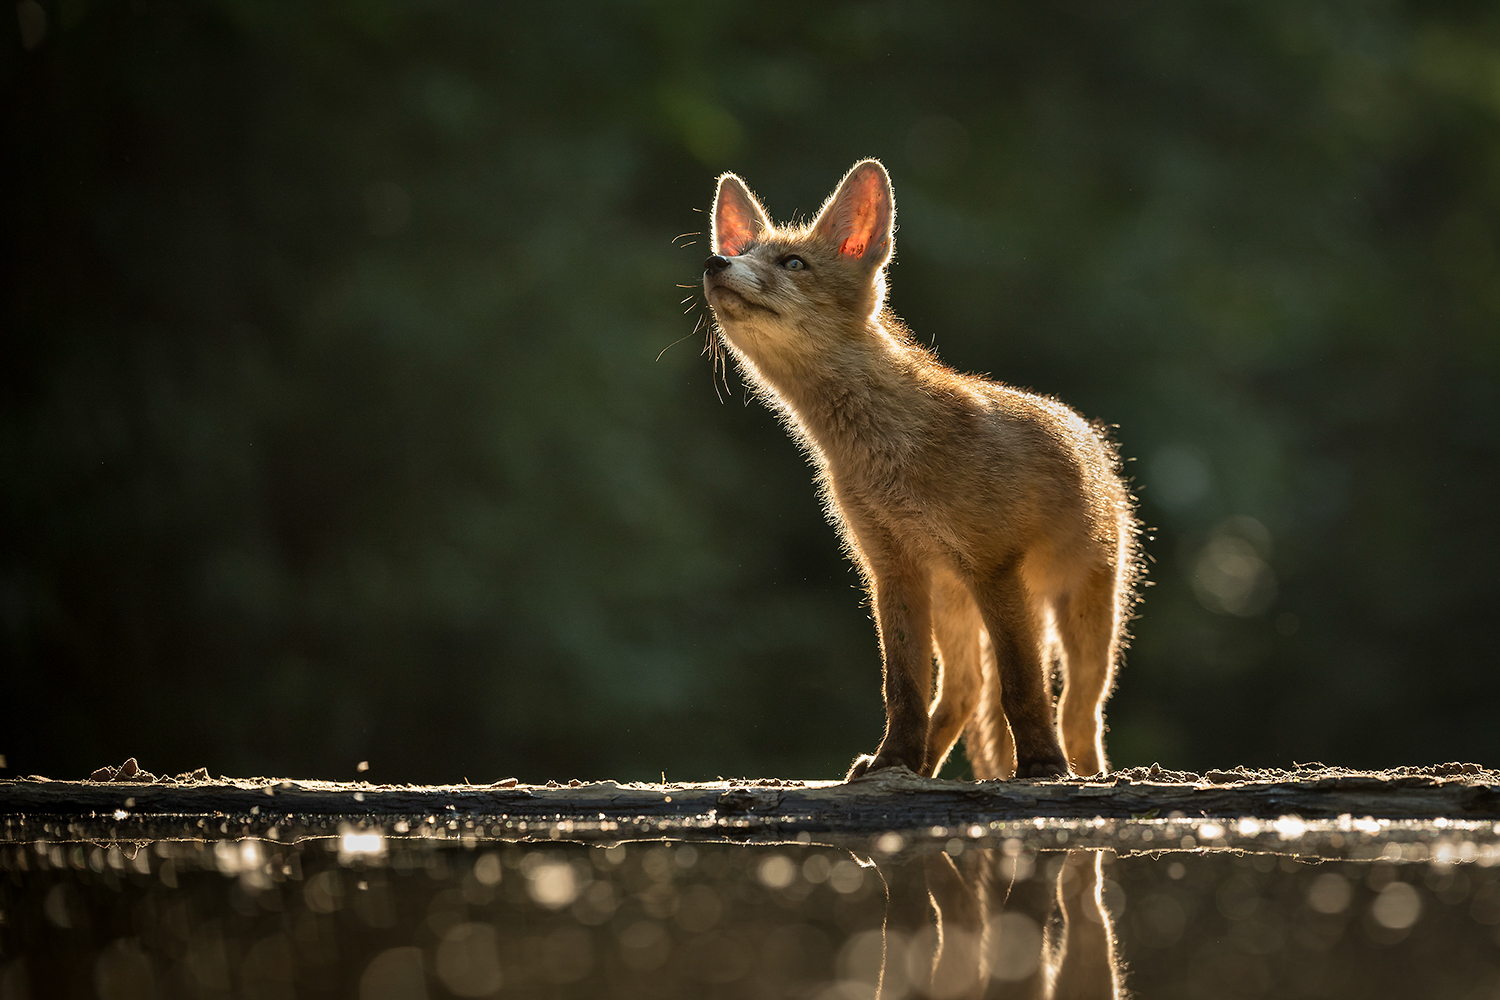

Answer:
[702,159,1139,779]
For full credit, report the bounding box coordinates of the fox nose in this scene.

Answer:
[704,254,731,273]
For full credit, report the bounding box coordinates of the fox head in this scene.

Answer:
[703,159,896,376]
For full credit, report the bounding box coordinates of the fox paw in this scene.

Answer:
[1015,757,1071,779]
[846,753,923,781]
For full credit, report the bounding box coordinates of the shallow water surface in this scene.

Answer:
[5,824,1500,999]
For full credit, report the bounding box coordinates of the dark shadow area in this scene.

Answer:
[4,2,1500,783]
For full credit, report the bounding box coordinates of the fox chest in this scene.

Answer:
[822,453,994,559]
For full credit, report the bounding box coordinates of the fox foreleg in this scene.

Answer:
[847,553,934,779]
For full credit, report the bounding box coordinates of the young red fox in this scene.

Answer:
[702,160,1139,780]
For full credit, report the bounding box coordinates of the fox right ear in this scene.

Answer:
[813,159,894,269]
[712,174,770,257]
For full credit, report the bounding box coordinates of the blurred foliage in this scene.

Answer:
[3,1,1499,782]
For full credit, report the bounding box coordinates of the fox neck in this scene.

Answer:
[728,313,935,472]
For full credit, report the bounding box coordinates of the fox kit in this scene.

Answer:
[702,160,1139,780]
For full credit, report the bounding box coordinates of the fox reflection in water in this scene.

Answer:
[867,849,1121,1000]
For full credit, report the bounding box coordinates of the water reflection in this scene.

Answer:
[869,848,1119,998]
[3,835,1500,997]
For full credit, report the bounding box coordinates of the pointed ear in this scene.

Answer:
[813,159,894,267]
[712,174,770,256]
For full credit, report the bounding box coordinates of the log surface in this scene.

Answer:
[4,763,1499,848]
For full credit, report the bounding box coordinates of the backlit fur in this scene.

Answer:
[703,159,1140,780]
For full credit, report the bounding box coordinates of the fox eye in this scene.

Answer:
[782,256,807,271]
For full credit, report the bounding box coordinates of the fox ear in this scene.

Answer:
[813,159,894,268]
[712,174,770,257]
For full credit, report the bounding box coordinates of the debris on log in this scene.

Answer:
[4,763,1499,858]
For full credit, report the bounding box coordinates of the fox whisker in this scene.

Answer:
[693,314,731,404]
[655,320,704,363]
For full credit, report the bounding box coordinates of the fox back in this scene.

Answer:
[703,160,1139,779]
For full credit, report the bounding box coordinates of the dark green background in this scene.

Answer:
[5,1,1498,783]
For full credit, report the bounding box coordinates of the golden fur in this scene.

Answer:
[703,160,1139,779]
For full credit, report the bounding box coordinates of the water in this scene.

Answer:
[5,825,1500,998]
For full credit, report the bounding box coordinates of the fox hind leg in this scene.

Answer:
[961,627,1017,779]
[918,575,990,779]
[926,571,984,777]
[1055,564,1121,777]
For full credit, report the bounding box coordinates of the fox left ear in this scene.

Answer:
[813,159,894,269]
[712,174,770,257]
